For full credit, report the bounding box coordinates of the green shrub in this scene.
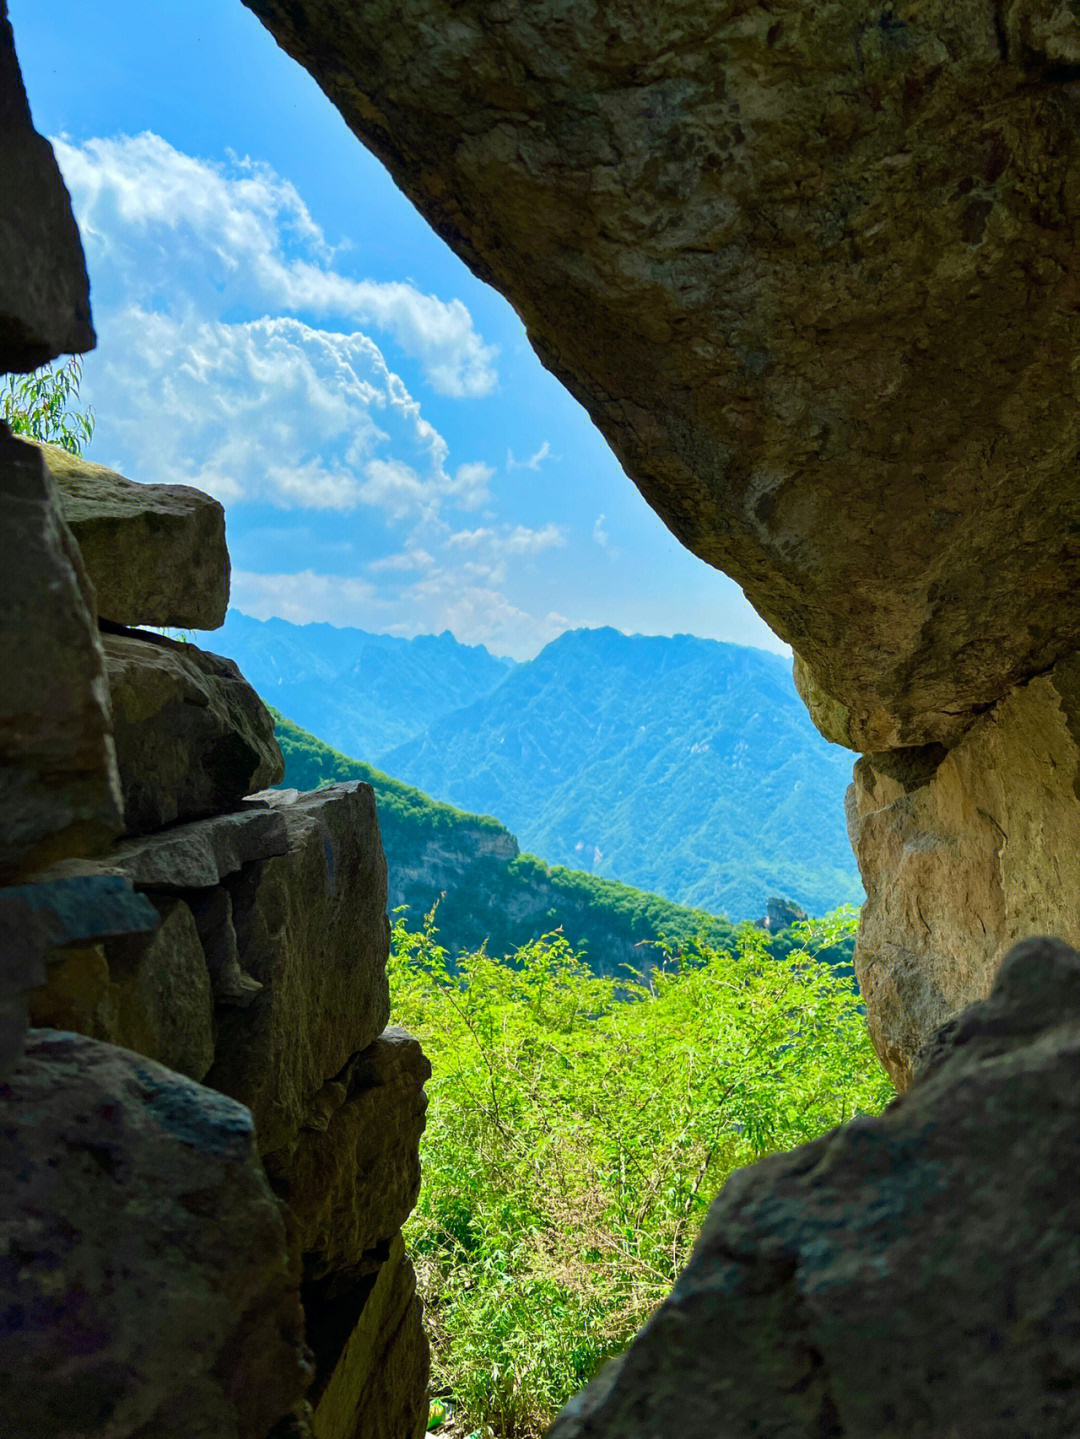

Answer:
[2,355,95,454]
[390,908,893,1438]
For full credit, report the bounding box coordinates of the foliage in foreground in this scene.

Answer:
[1,355,95,454]
[390,909,893,1438]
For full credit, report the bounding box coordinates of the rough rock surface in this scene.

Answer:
[550,936,1080,1439]
[0,428,121,881]
[38,802,291,890]
[273,1028,431,1280]
[40,442,229,630]
[0,2,93,371]
[29,896,216,1081]
[208,785,392,1156]
[104,627,283,836]
[0,874,158,1075]
[849,651,1080,1089]
[0,1029,311,1439]
[307,1234,429,1439]
[246,0,1080,749]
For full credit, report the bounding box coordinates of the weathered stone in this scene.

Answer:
[0,428,121,880]
[550,937,1080,1439]
[0,874,158,1076]
[39,442,229,629]
[0,3,93,371]
[39,803,291,890]
[103,628,283,836]
[29,899,215,1080]
[848,651,1080,1089]
[245,0,1080,749]
[306,1234,429,1439]
[272,1028,430,1279]
[207,785,391,1156]
[0,1029,311,1439]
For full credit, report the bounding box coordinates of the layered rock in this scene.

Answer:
[104,627,283,835]
[40,442,229,630]
[848,652,1080,1088]
[0,0,93,370]
[244,0,1080,749]
[0,428,122,882]
[1,1029,311,1439]
[551,937,1080,1438]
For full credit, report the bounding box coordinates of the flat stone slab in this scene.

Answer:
[0,1029,310,1439]
[0,4,94,371]
[104,627,283,835]
[38,442,229,629]
[38,803,291,891]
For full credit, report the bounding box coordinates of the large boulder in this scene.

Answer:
[550,936,1080,1439]
[0,2,93,371]
[244,0,1080,750]
[103,628,283,836]
[0,429,121,882]
[0,1029,311,1439]
[848,651,1080,1089]
[40,443,230,630]
[207,785,392,1157]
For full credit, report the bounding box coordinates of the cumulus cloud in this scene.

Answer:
[87,310,476,516]
[231,569,377,626]
[55,132,498,397]
[446,523,566,554]
[593,514,610,547]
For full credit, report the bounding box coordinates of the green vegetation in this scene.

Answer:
[1,355,95,454]
[391,909,893,1438]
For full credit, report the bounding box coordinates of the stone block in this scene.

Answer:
[28,896,216,1082]
[551,938,1080,1439]
[104,628,283,836]
[0,1029,311,1439]
[0,3,94,371]
[273,1028,430,1279]
[0,428,121,880]
[307,1234,429,1439]
[207,785,391,1156]
[39,442,229,629]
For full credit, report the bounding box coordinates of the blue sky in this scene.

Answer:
[13,0,786,660]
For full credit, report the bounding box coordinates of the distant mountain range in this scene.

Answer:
[216,612,861,920]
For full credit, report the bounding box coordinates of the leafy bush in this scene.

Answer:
[1,355,95,454]
[390,908,893,1438]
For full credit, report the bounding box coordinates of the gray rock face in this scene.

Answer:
[0,1029,311,1439]
[0,3,94,371]
[0,429,121,882]
[550,937,1080,1439]
[848,651,1080,1089]
[245,0,1080,749]
[40,442,229,630]
[208,785,392,1157]
[104,628,283,836]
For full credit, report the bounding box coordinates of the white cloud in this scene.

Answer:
[86,310,482,517]
[231,569,376,626]
[368,549,434,573]
[507,440,554,471]
[54,132,498,397]
[446,523,565,554]
[593,514,609,547]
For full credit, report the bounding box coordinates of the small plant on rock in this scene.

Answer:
[2,354,95,455]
